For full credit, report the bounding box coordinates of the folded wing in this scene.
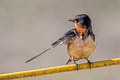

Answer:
[25,29,77,63]
[51,29,77,47]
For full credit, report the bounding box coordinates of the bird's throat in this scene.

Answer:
[74,21,86,35]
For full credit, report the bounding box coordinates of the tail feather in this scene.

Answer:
[25,46,54,63]
[25,29,77,63]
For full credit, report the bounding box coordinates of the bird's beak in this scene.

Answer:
[68,17,77,22]
[68,19,74,22]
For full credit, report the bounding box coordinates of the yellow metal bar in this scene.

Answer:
[0,58,120,80]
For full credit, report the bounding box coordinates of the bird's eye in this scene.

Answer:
[76,18,79,22]
[77,18,83,22]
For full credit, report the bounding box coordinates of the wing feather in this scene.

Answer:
[51,29,77,47]
[25,29,77,63]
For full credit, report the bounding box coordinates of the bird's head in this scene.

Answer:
[69,14,92,35]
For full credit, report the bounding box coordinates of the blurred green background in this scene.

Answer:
[0,0,120,80]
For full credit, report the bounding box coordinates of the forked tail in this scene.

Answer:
[25,46,54,63]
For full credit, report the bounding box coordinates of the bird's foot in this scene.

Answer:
[86,58,93,70]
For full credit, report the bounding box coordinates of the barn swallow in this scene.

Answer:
[25,14,96,70]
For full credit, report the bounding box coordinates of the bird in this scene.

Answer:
[25,14,96,70]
